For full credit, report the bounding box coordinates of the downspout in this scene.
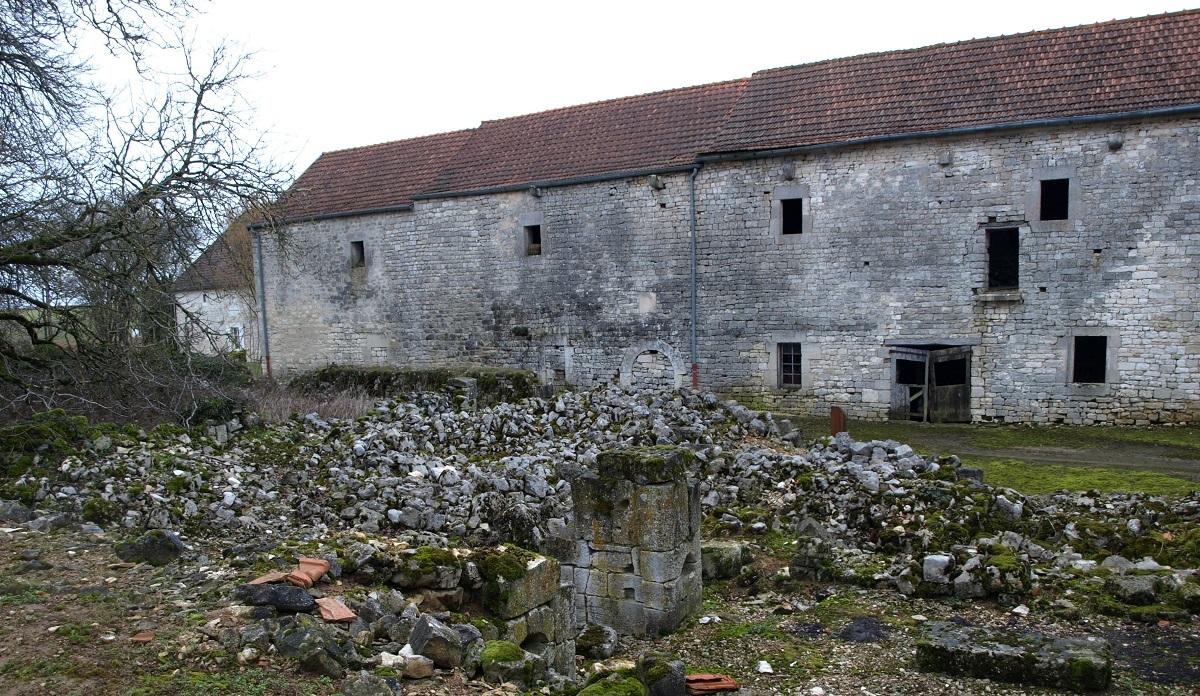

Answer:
[252,228,273,380]
[688,165,701,389]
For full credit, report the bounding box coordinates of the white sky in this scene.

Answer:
[171,0,1195,178]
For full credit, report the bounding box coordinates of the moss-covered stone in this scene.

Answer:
[578,674,648,696]
[476,546,558,620]
[594,446,694,485]
[479,640,522,668]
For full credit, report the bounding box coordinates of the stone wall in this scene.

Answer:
[259,115,1200,424]
[547,447,703,636]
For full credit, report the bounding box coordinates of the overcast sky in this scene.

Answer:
[172,1,1195,177]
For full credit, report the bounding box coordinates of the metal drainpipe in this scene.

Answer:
[688,166,701,389]
[252,228,273,380]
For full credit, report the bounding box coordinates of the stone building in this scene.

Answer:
[252,11,1200,425]
[174,225,260,360]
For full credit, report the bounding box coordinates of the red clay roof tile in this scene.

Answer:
[267,10,1200,220]
[709,10,1200,153]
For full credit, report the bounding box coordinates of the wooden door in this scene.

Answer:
[928,347,971,423]
[890,348,930,421]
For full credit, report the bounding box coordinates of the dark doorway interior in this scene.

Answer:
[890,345,972,423]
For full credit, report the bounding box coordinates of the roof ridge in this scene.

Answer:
[750,8,1200,77]
[475,76,750,126]
[317,127,478,158]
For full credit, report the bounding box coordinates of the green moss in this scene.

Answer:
[289,365,537,405]
[594,446,694,484]
[476,546,534,582]
[81,497,120,524]
[480,640,523,668]
[410,546,459,572]
[578,674,648,696]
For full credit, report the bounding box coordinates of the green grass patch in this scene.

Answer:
[714,617,785,640]
[129,669,333,696]
[969,458,1198,495]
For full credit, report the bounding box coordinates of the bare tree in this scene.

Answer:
[0,0,286,423]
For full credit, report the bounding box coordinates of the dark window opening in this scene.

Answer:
[350,240,365,268]
[780,198,804,235]
[934,358,967,386]
[1072,336,1108,383]
[524,225,542,256]
[986,227,1019,290]
[778,342,802,387]
[896,359,925,386]
[1040,178,1069,220]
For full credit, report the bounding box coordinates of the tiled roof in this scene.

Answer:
[421,79,747,196]
[273,129,475,221]
[709,9,1200,154]
[269,10,1200,220]
[175,223,254,292]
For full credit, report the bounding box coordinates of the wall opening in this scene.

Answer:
[780,198,804,235]
[629,350,675,391]
[1040,179,1070,221]
[1072,335,1108,383]
[986,227,1019,290]
[778,342,802,387]
[934,357,967,386]
[350,240,365,268]
[524,224,542,256]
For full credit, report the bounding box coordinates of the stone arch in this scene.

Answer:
[619,340,686,390]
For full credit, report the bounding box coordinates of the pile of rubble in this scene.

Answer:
[2,382,1199,692]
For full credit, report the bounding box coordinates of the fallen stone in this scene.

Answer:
[408,614,462,668]
[580,674,647,696]
[232,583,315,613]
[577,623,619,659]
[1105,575,1159,605]
[480,640,546,685]
[915,620,1111,692]
[404,654,435,679]
[700,540,752,580]
[113,529,187,566]
[837,616,887,643]
[341,671,395,696]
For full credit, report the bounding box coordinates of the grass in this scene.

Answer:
[129,669,335,696]
[965,457,1198,495]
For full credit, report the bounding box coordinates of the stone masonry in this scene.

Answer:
[546,447,703,636]
[258,115,1200,425]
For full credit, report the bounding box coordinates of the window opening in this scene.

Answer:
[986,228,1019,290]
[934,358,967,386]
[524,225,542,256]
[1072,336,1107,383]
[780,198,804,235]
[1040,179,1069,220]
[778,342,802,387]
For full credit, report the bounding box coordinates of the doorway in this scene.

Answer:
[889,345,972,422]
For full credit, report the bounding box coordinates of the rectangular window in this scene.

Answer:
[986,228,1019,290]
[228,326,242,349]
[1072,336,1107,383]
[350,240,366,267]
[778,342,802,387]
[780,198,804,235]
[524,225,542,256]
[1040,178,1069,221]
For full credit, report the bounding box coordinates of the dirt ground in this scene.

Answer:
[3,524,1199,696]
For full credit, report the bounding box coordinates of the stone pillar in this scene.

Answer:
[560,446,702,636]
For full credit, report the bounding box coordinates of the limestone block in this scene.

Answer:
[639,543,698,583]
[629,482,691,552]
[590,547,636,574]
[586,596,646,636]
[482,551,560,620]
[553,584,575,640]
[701,540,752,580]
[524,604,556,641]
[572,478,636,546]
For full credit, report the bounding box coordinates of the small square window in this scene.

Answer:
[350,240,366,267]
[1040,179,1069,221]
[1072,335,1107,383]
[780,198,804,235]
[986,228,1019,290]
[778,342,802,387]
[524,225,542,256]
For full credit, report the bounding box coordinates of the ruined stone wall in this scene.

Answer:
[260,115,1200,423]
